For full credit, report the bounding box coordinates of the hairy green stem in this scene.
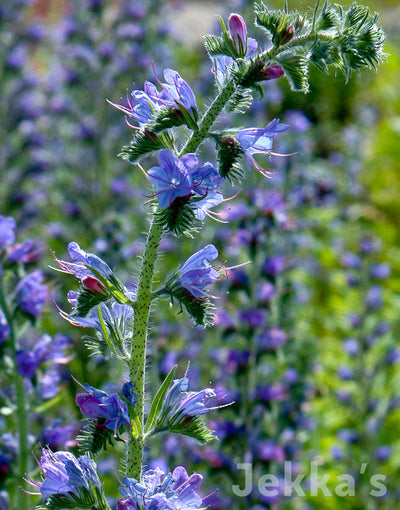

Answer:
[0,283,28,509]
[179,80,236,156]
[127,218,163,480]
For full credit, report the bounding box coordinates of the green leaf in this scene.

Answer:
[145,366,176,435]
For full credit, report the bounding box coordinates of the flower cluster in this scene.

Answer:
[111,68,198,129]
[147,150,223,214]
[76,382,136,435]
[118,466,203,510]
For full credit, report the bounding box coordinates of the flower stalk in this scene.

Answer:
[127,218,163,479]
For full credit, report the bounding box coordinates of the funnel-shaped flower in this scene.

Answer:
[236,119,289,174]
[147,150,197,208]
[26,448,101,502]
[178,245,219,299]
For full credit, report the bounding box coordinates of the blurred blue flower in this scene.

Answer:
[0,216,16,249]
[15,270,48,318]
[41,419,76,449]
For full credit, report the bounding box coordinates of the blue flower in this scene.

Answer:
[28,448,102,501]
[15,270,48,318]
[110,68,198,127]
[75,382,132,434]
[162,376,230,421]
[147,150,196,207]
[53,241,113,284]
[148,150,224,214]
[178,245,219,299]
[118,466,203,510]
[235,119,289,174]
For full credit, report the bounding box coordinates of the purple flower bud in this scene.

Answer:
[81,276,107,295]
[261,64,284,81]
[228,13,247,57]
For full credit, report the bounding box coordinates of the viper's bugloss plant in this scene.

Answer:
[4,2,385,509]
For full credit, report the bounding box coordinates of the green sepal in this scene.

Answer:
[119,129,164,164]
[81,306,131,361]
[255,3,307,44]
[82,333,110,359]
[35,485,110,510]
[150,106,190,132]
[338,4,386,80]
[159,278,215,327]
[154,197,200,237]
[309,39,341,73]
[96,305,130,361]
[144,366,176,435]
[76,420,122,456]
[75,288,108,318]
[215,135,244,183]
[166,411,217,443]
[276,51,310,93]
